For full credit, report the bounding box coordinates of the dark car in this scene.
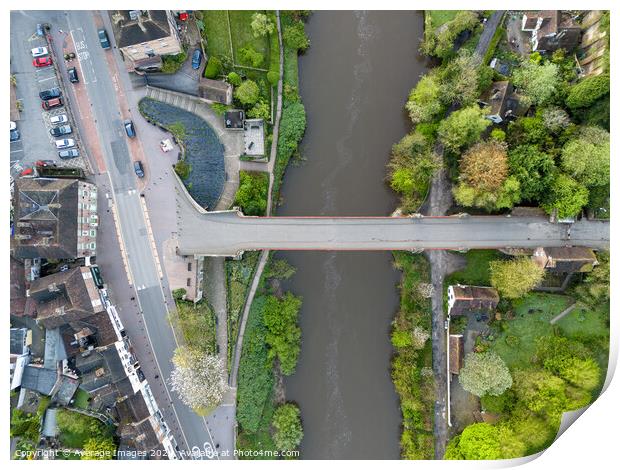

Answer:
[58,149,80,159]
[39,87,62,100]
[124,120,136,138]
[134,160,144,178]
[98,29,110,49]
[68,67,79,83]
[191,49,202,70]
[10,129,20,142]
[42,97,63,110]
[50,125,72,137]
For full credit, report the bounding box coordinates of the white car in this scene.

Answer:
[55,138,75,149]
[31,46,48,58]
[10,121,16,130]
[50,114,68,125]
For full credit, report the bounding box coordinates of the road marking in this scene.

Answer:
[10,149,24,154]
[38,76,55,82]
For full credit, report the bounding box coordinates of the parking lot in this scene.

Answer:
[10,13,87,181]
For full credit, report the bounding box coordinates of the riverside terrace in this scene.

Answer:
[174,177,610,258]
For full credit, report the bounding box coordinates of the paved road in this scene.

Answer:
[474,11,505,58]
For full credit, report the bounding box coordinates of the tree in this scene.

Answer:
[444,423,502,460]
[239,46,264,68]
[278,102,307,156]
[266,258,297,280]
[429,11,479,59]
[247,100,271,120]
[250,12,274,37]
[262,293,302,375]
[227,71,242,86]
[566,73,610,110]
[511,369,568,418]
[490,258,544,299]
[574,251,609,307]
[267,70,279,86]
[234,171,268,216]
[272,403,304,451]
[234,79,260,106]
[508,145,556,202]
[561,127,610,188]
[82,437,116,460]
[169,347,226,414]
[542,106,571,133]
[512,60,560,105]
[459,351,512,397]
[405,73,443,125]
[437,105,490,152]
[542,174,589,219]
[438,50,484,107]
[481,390,516,414]
[283,21,310,51]
[204,56,222,79]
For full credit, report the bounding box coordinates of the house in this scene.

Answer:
[447,285,500,316]
[532,246,598,274]
[13,178,98,259]
[478,81,522,124]
[109,10,182,66]
[20,364,79,406]
[521,11,581,53]
[449,334,464,375]
[244,119,265,157]
[29,267,104,330]
[198,78,233,105]
[224,110,245,130]
[164,238,204,303]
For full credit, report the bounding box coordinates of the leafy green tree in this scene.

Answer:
[204,56,222,79]
[542,174,589,219]
[459,351,513,397]
[227,71,242,86]
[508,145,556,201]
[262,293,302,375]
[82,437,116,460]
[247,100,271,120]
[444,423,502,460]
[490,258,544,299]
[561,127,610,188]
[512,60,560,105]
[542,106,571,133]
[437,105,490,152]
[438,51,485,106]
[234,171,268,216]
[481,390,516,414]
[405,73,443,125]
[235,79,260,106]
[429,11,479,59]
[566,73,610,110]
[511,369,567,418]
[283,21,310,51]
[239,46,265,68]
[267,70,279,86]
[272,403,304,451]
[574,251,609,307]
[278,102,307,156]
[250,12,275,37]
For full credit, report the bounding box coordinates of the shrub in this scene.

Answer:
[234,171,268,216]
[161,51,188,74]
[235,80,260,106]
[262,293,302,375]
[204,56,222,79]
[239,46,265,68]
[267,70,279,86]
[490,129,505,142]
[272,404,303,451]
[283,21,310,52]
[174,160,191,180]
[437,105,490,153]
[247,100,271,120]
[566,73,610,110]
[172,288,187,300]
[489,258,545,299]
[251,12,275,37]
[227,72,242,86]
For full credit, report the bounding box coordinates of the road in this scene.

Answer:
[13,10,227,460]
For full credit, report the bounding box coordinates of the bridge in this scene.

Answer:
[175,178,609,257]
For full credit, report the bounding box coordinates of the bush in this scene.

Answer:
[161,51,188,74]
[490,129,505,142]
[204,56,222,79]
[235,80,260,106]
[438,105,490,153]
[262,293,302,375]
[247,100,271,120]
[267,70,279,86]
[172,288,187,300]
[234,171,268,216]
[283,21,310,52]
[566,74,610,110]
[227,72,242,86]
[174,160,191,180]
[239,46,265,68]
[272,404,304,451]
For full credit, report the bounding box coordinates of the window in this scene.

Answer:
[187,262,192,272]
[90,230,96,237]
[90,242,96,250]
[186,278,191,287]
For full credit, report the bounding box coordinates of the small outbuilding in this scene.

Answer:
[224,110,245,130]
[449,334,464,375]
[447,285,500,316]
[198,78,233,105]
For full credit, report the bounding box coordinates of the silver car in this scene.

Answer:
[55,138,76,149]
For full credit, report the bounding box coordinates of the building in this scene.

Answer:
[478,81,522,124]
[198,78,233,105]
[224,110,245,130]
[29,267,104,330]
[10,328,32,390]
[521,11,581,53]
[244,119,265,157]
[109,10,182,65]
[532,246,598,273]
[20,364,79,406]
[13,178,98,259]
[447,285,500,316]
[449,334,464,375]
[489,57,511,76]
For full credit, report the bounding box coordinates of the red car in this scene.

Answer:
[33,56,52,67]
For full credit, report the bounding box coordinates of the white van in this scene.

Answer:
[50,114,68,125]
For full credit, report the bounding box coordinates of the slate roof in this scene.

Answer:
[116,390,151,424]
[109,10,172,48]
[119,419,163,455]
[21,365,58,395]
[76,346,127,394]
[198,78,232,104]
[13,178,80,260]
[10,328,29,356]
[30,267,104,329]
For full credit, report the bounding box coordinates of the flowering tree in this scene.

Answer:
[169,347,225,414]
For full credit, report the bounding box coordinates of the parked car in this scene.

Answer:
[10,121,16,130]
[191,49,202,70]
[42,97,63,110]
[31,46,48,58]
[50,114,68,125]
[55,138,76,149]
[33,56,52,67]
[58,149,79,159]
[98,29,110,49]
[124,120,136,138]
[134,160,144,178]
[50,125,72,137]
[35,160,56,167]
[67,67,79,83]
[39,87,62,100]
[10,129,20,142]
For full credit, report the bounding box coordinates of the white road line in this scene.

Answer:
[38,76,55,82]
[10,149,24,154]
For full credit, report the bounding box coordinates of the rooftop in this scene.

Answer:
[109,10,173,48]
[224,110,245,130]
[450,285,500,302]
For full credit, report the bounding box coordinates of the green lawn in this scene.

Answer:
[202,11,233,59]
[556,303,609,340]
[174,298,217,355]
[228,10,271,65]
[446,250,504,286]
[72,389,90,410]
[57,410,110,449]
[490,293,573,369]
[428,10,459,30]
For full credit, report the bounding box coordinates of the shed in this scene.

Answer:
[224,110,244,130]
[449,334,464,375]
[198,78,232,105]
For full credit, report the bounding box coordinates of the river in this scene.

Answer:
[276,11,428,459]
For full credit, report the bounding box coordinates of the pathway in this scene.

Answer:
[550,302,578,325]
